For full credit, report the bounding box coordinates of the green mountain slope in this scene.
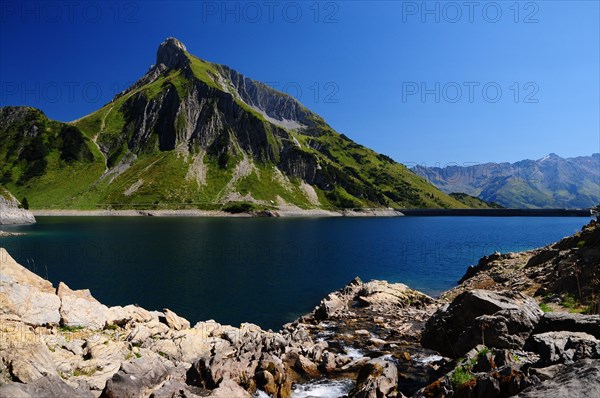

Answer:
[449,193,503,209]
[1,38,466,211]
[0,107,106,207]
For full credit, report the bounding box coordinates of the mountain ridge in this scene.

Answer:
[412,153,600,209]
[0,38,466,211]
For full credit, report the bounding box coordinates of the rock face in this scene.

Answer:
[0,187,35,225]
[516,359,600,398]
[535,312,600,339]
[156,36,189,69]
[422,290,543,357]
[414,221,600,398]
[350,358,399,398]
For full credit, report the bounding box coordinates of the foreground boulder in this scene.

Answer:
[413,345,539,398]
[349,358,399,398]
[421,290,543,357]
[0,248,60,325]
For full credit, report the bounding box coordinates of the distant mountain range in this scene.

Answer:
[412,153,600,209]
[0,37,468,211]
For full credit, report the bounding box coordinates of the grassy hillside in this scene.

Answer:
[0,107,107,209]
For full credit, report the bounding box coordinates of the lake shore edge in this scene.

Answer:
[31,208,404,218]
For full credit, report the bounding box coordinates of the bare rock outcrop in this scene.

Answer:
[349,358,399,398]
[535,312,600,339]
[421,289,543,357]
[100,356,171,398]
[530,331,600,366]
[0,375,94,398]
[516,359,600,398]
[0,248,60,325]
[0,187,35,225]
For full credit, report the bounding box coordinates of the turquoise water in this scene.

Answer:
[0,216,589,330]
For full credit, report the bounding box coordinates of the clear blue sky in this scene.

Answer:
[1,1,598,166]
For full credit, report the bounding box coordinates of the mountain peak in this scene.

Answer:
[156,37,188,69]
[538,153,561,162]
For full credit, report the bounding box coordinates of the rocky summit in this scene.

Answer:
[0,38,467,213]
[1,221,600,397]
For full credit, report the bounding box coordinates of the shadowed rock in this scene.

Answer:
[100,356,170,398]
[0,375,94,398]
[156,37,189,70]
[535,313,600,339]
[516,359,600,398]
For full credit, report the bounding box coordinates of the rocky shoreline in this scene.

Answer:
[1,221,599,397]
[0,231,25,237]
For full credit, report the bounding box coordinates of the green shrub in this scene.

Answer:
[222,201,255,214]
[562,294,578,309]
[477,346,491,357]
[577,240,586,248]
[73,367,96,377]
[539,303,552,313]
[60,125,93,162]
[59,325,84,333]
[450,366,475,387]
[0,170,12,184]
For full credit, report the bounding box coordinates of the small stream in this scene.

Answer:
[291,380,354,398]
